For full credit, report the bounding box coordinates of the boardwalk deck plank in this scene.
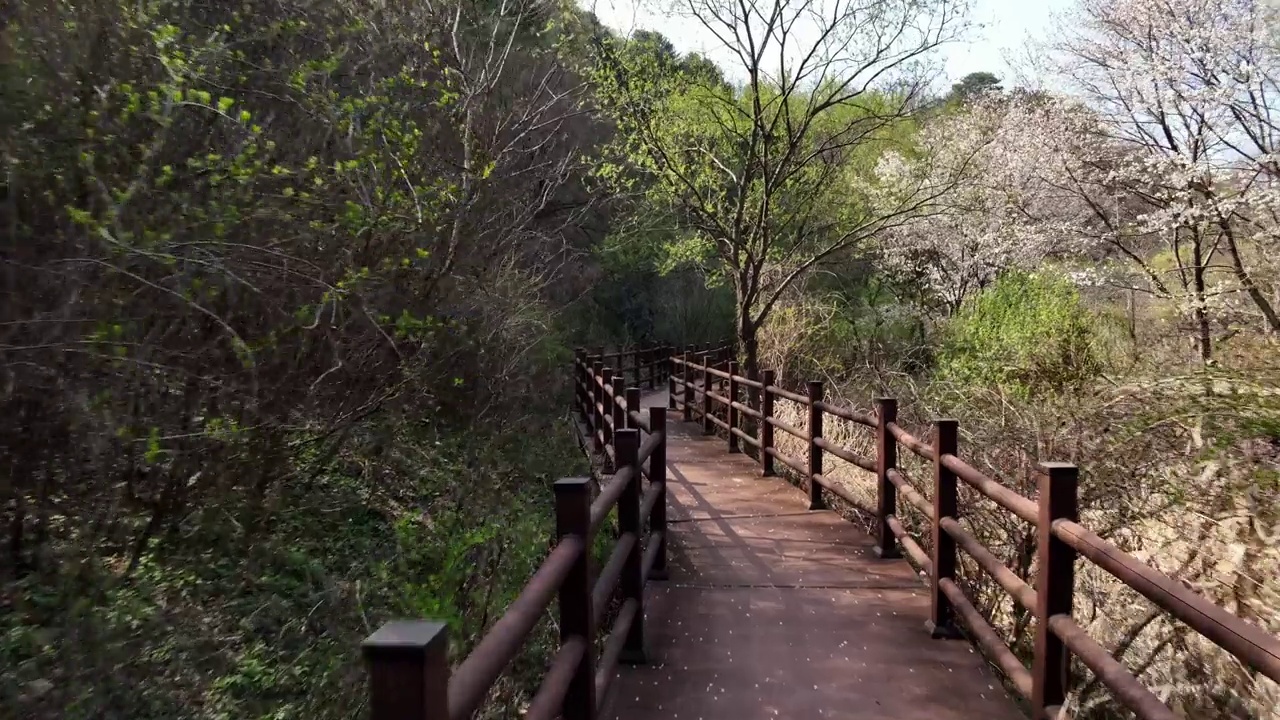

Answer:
[604,392,1024,720]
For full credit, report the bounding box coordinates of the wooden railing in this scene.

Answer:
[358,342,1278,720]
[669,352,1280,720]
[572,343,730,467]
[577,345,675,392]
[361,346,677,720]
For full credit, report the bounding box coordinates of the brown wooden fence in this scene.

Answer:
[668,350,1280,720]
[572,343,730,466]
[360,343,1279,720]
[360,346,680,720]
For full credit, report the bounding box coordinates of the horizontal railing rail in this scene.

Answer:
[582,342,730,393]
[361,337,1279,720]
[362,347,677,720]
[664,349,1280,720]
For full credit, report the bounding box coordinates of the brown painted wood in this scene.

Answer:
[874,398,899,559]
[603,402,1022,720]
[929,419,961,639]
[1032,463,1078,715]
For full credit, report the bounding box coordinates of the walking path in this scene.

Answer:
[603,392,1023,720]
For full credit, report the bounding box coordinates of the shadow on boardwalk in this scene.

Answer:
[603,394,1022,720]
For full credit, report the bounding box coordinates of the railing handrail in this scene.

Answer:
[363,347,677,720]
[363,340,1280,720]
[663,346,1280,719]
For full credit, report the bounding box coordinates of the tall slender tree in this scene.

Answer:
[594,0,969,374]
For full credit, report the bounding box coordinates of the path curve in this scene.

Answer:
[602,391,1022,720]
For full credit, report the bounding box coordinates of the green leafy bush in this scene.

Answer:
[1,0,603,717]
[937,271,1103,397]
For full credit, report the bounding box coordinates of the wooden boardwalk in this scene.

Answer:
[603,392,1022,720]
[362,348,1280,720]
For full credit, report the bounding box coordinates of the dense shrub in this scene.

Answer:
[2,0,606,717]
[756,266,931,386]
[937,271,1103,397]
[756,267,1280,718]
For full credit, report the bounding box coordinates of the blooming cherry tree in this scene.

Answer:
[883,0,1280,363]
[1049,0,1280,355]
[875,94,1092,313]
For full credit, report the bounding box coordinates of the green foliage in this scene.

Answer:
[1,417,583,720]
[565,262,735,347]
[945,72,1002,105]
[937,271,1104,397]
[590,23,927,376]
[760,270,930,383]
[1,0,606,718]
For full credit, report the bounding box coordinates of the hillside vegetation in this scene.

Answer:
[3,0,1279,718]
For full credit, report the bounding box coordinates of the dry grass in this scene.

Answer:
[748,372,1280,719]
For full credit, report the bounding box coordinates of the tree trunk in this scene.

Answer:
[739,318,760,381]
[1192,239,1212,367]
[737,307,762,462]
[1218,218,1280,334]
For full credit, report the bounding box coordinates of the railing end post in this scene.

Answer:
[873,397,900,559]
[554,477,593,534]
[648,406,669,581]
[681,350,693,421]
[554,474,593,489]
[554,477,596,719]
[625,387,641,430]
[928,418,962,639]
[760,369,776,477]
[699,353,712,435]
[590,362,605,453]
[363,621,450,720]
[727,361,741,453]
[614,428,647,665]
[602,367,616,460]
[667,349,677,409]
[1032,461,1079,714]
[806,380,825,511]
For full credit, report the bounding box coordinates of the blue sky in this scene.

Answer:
[584,0,1071,89]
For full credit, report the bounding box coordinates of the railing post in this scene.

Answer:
[760,369,775,476]
[668,348,677,411]
[1032,462,1078,716]
[602,367,615,454]
[727,361,740,453]
[807,381,825,511]
[682,351,693,421]
[648,407,668,581]
[574,348,585,420]
[585,352,594,427]
[615,429,647,664]
[625,387,641,430]
[700,353,712,435]
[591,361,604,452]
[555,478,596,720]
[874,398,900,559]
[929,419,962,638]
[362,621,449,720]
[743,368,758,462]
[644,347,653,389]
[612,382,626,439]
